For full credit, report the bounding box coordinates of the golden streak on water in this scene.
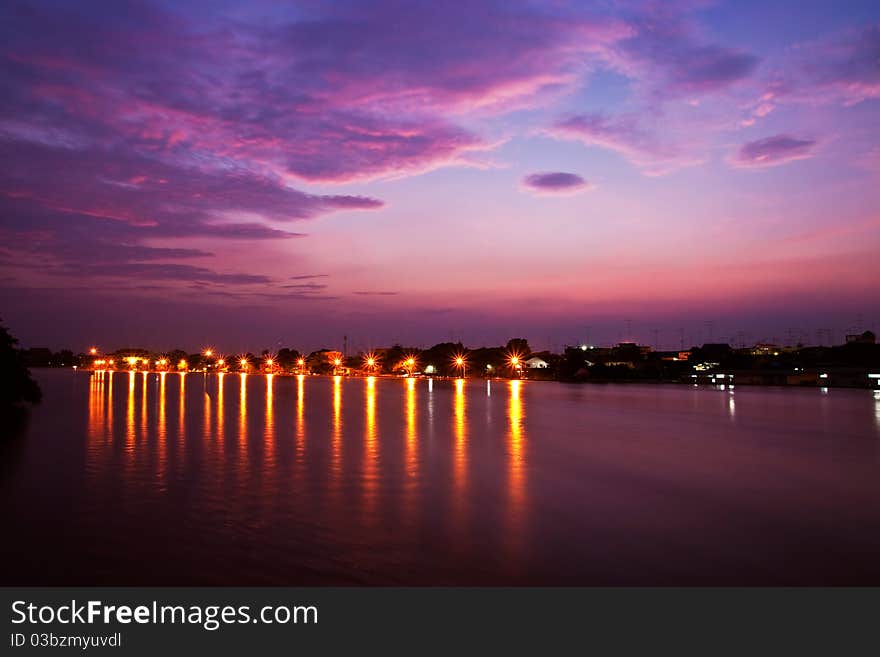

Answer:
[204,377,212,439]
[216,372,224,445]
[405,377,417,474]
[178,372,186,434]
[127,370,136,445]
[88,370,102,441]
[296,374,305,451]
[265,374,275,459]
[239,372,247,440]
[157,372,167,483]
[364,376,378,515]
[106,370,113,432]
[506,379,526,555]
[141,371,148,439]
[158,372,166,441]
[453,378,467,515]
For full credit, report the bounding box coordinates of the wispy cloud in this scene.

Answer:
[733,135,817,168]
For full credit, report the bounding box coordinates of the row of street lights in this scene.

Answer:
[89,346,525,377]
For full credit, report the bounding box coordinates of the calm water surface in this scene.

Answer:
[2,369,880,584]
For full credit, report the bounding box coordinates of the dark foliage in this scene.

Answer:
[0,320,42,408]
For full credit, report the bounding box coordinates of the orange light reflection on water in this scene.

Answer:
[506,379,527,560]
[452,378,467,530]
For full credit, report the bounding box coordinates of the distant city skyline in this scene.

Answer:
[1,1,878,350]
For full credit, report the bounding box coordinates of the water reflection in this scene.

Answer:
[141,372,148,440]
[405,378,417,475]
[332,375,342,479]
[81,372,541,578]
[875,391,880,428]
[87,371,104,442]
[158,372,167,441]
[126,371,136,444]
[364,377,378,515]
[179,372,186,434]
[296,374,305,450]
[506,380,526,556]
[239,373,247,435]
[402,377,419,522]
[265,374,275,444]
[106,371,113,434]
[158,372,167,483]
[453,378,467,528]
[216,372,224,445]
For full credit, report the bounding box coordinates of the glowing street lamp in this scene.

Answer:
[507,353,523,378]
[453,354,468,378]
[265,357,275,373]
[239,357,249,372]
[89,347,98,356]
[204,348,213,358]
[297,357,306,374]
[363,352,378,374]
[403,355,417,377]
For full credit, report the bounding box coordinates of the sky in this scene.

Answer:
[1,0,878,353]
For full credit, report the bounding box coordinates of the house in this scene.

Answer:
[525,356,548,369]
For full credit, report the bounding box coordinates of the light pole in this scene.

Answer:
[507,354,523,379]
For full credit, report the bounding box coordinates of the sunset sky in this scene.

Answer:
[1,0,878,352]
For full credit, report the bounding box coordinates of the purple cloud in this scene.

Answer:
[796,24,880,106]
[61,263,271,285]
[733,135,817,168]
[548,113,693,174]
[353,291,399,296]
[522,172,588,195]
[608,8,759,97]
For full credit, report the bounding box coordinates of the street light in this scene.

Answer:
[89,347,98,356]
[507,353,523,378]
[204,348,213,358]
[239,358,249,371]
[453,353,467,378]
[364,352,378,374]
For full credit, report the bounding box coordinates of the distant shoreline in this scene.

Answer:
[33,367,880,391]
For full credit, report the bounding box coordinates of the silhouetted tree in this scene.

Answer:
[505,338,531,357]
[0,320,42,409]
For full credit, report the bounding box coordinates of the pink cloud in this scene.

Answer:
[733,135,817,168]
[548,113,698,175]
